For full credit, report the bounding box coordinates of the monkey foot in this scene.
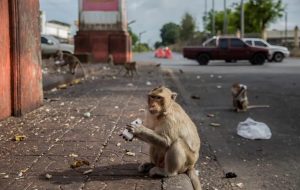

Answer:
[138,162,155,173]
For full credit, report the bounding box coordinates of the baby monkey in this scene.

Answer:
[231,83,270,112]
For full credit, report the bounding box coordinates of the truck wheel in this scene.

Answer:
[197,54,209,65]
[250,53,265,65]
[272,52,284,62]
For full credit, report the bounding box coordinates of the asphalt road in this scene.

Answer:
[134,52,300,190]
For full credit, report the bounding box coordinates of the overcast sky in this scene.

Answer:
[40,0,300,45]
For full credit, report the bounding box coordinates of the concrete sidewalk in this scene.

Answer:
[0,64,198,190]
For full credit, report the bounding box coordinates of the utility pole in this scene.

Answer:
[240,0,244,38]
[212,0,215,36]
[223,0,227,35]
[204,0,207,33]
[285,11,288,46]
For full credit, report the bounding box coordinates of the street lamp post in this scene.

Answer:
[127,20,136,26]
[212,0,215,36]
[241,0,244,38]
[285,11,288,46]
[139,31,146,52]
[223,0,227,35]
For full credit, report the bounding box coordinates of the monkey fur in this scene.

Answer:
[231,83,270,112]
[126,86,202,190]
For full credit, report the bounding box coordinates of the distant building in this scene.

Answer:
[266,29,294,45]
[40,11,72,43]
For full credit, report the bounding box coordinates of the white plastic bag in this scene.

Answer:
[237,118,272,140]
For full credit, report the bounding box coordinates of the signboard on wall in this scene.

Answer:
[83,0,119,11]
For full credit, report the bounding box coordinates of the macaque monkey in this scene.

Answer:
[107,54,114,65]
[126,86,202,190]
[117,61,138,77]
[54,50,85,76]
[231,83,270,112]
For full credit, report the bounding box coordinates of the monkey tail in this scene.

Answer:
[187,168,202,190]
[77,60,87,79]
[247,105,270,109]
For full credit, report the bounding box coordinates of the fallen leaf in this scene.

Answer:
[236,182,244,188]
[83,112,91,118]
[207,113,215,118]
[225,172,237,178]
[210,123,221,127]
[14,135,26,141]
[116,143,121,147]
[125,151,135,156]
[58,84,68,89]
[69,153,78,158]
[71,79,81,85]
[191,95,200,100]
[83,169,93,175]
[45,173,52,179]
[70,160,90,169]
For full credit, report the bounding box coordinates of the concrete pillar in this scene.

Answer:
[10,0,43,116]
[294,26,299,48]
[75,0,131,64]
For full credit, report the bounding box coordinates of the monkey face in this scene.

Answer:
[148,95,164,115]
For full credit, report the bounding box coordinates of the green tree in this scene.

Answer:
[180,13,196,41]
[204,9,238,35]
[154,41,163,49]
[241,0,284,33]
[204,0,284,35]
[160,22,181,45]
[128,27,139,46]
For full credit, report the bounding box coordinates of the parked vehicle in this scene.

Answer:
[183,36,270,65]
[41,35,74,58]
[243,38,290,62]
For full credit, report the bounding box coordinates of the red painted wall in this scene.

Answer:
[0,0,12,120]
[10,0,43,116]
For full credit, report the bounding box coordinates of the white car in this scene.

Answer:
[41,35,74,58]
[243,38,290,62]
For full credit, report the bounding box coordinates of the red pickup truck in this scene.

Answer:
[183,37,270,65]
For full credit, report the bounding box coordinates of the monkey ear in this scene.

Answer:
[171,92,177,100]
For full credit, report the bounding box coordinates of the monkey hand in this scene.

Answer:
[126,124,145,136]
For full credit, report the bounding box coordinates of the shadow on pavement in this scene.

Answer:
[38,163,157,185]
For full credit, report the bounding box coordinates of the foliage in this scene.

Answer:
[160,22,181,46]
[154,41,163,49]
[128,27,139,46]
[133,43,151,52]
[180,13,196,41]
[203,0,284,35]
[204,9,238,35]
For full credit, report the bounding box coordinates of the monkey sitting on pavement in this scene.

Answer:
[126,86,202,190]
[231,83,270,112]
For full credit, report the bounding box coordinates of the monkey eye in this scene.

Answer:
[149,95,162,100]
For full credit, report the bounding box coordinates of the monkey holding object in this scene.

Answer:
[126,86,202,190]
[54,50,85,76]
[231,83,270,112]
